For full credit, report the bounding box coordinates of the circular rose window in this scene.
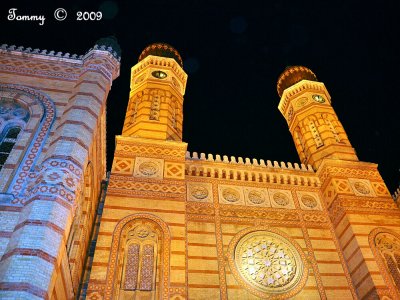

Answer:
[228,228,308,298]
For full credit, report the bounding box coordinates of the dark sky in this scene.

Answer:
[1,1,399,192]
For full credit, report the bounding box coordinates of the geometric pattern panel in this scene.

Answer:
[109,180,185,194]
[332,178,352,194]
[133,157,164,180]
[296,191,322,211]
[112,158,135,175]
[268,189,295,210]
[139,244,154,291]
[186,182,213,203]
[117,143,186,160]
[124,243,140,290]
[164,161,184,180]
[371,181,390,197]
[349,178,376,197]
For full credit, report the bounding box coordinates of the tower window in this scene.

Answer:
[151,70,167,79]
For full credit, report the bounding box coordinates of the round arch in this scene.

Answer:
[104,213,171,300]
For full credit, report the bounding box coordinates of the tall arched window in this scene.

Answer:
[118,220,162,300]
[374,231,400,289]
[0,97,30,171]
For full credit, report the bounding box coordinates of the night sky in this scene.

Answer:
[1,1,399,192]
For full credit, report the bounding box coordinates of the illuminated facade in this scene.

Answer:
[0,42,399,299]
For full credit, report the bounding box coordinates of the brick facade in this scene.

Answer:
[1,42,399,299]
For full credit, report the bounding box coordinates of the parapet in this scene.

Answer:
[0,43,121,62]
[185,151,319,187]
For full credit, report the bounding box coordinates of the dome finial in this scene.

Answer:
[277,66,318,97]
[138,43,183,67]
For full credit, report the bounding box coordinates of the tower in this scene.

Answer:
[278,66,400,299]
[87,43,189,300]
[277,66,358,169]
[122,43,187,141]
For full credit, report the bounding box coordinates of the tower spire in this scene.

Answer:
[122,43,188,141]
[277,66,358,169]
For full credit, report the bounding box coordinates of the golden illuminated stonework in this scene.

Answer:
[228,227,308,299]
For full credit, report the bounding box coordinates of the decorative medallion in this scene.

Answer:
[354,182,370,195]
[222,188,240,202]
[133,157,164,180]
[228,227,308,298]
[248,190,265,205]
[190,185,209,200]
[312,94,325,103]
[136,226,150,239]
[295,97,308,108]
[349,178,375,197]
[134,73,146,84]
[273,192,289,206]
[300,195,317,209]
[187,182,212,202]
[139,161,159,176]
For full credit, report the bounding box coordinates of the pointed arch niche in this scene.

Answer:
[369,227,400,298]
[104,214,171,300]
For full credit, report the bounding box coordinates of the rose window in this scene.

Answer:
[228,229,307,298]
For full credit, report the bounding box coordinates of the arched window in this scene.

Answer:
[374,231,400,289]
[118,220,162,300]
[0,126,21,170]
[0,97,30,171]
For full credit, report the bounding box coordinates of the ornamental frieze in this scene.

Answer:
[186,202,215,215]
[219,205,300,221]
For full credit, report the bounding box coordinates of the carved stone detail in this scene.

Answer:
[133,157,164,180]
[187,182,213,203]
[296,191,322,211]
[349,178,376,197]
[244,187,270,207]
[218,185,244,205]
[227,227,308,299]
[269,189,295,209]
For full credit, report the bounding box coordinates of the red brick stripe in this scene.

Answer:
[1,248,56,264]
[0,231,12,238]
[74,79,107,93]
[56,120,94,134]
[50,136,89,151]
[63,105,98,119]
[71,91,103,106]
[0,282,48,299]
[14,219,64,235]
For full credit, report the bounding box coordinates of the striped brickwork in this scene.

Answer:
[319,159,400,299]
[278,79,359,170]
[86,136,188,299]
[0,44,120,299]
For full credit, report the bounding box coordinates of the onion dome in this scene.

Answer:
[138,43,183,67]
[277,66,318,97]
